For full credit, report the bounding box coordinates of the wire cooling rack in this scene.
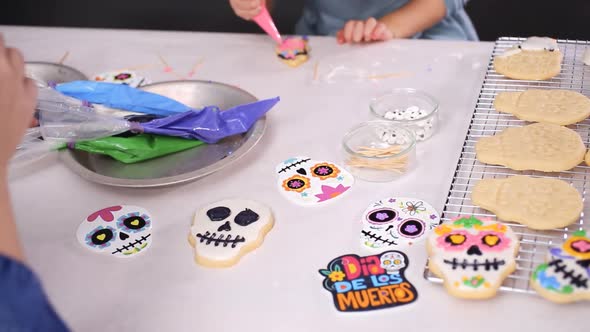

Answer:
[423,37,590,294]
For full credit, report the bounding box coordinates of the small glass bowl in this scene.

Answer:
[342,121,416,182]
[370,88,439,142]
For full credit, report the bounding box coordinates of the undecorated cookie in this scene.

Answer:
[472,176,582,230]
[585,150,590,166]
[475,123,585,172]
[494,89,590,125]
[427,216,519,299]
[276,36,309,67]
[493,37,562,80]
[531,230,590,303]
[189,199,274,267]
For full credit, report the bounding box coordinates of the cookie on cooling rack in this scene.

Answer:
[493,37,562,80]
[475,122,585,172]
[531,230,590,303]
[472,176,583,230]
[494,89,590,126]
[427,216,519,299]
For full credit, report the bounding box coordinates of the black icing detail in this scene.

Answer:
[398,219,425,238]
[296,168,307,175]
[443,258,505,271]
[119,232,130,240]
[549,259,588,288]
[196,231,245,248]
[287,178,308,190]
[278,158,311,174]
[206,206,231,221]
[235,209,259,226]
[467,245,483,256]
[91,228,114,246]
[482,234,502,248]
[123,216,146,230]
[445,234,466,246]
[312,165,334,177]
[217,221,232,232]
[277,49,308,60]
[111,234,151,254]
[367,209,397,223]
[578,259,590,269]
[361,230,397,246]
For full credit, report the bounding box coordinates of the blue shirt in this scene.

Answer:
[0,256,69,331]
[295,0,478,41]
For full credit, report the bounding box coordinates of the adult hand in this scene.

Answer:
[336,17,394,44]
[0,34,37,171]
[229,0,264,20]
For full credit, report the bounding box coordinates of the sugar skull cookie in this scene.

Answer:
[427,216,519,299]
[531,230,590,303]
[493,37,562,80]
[276,36,309,67]
[76,205,153,258]
[361,197,440,249]
[189,199,274,268]
[276,156,354,206]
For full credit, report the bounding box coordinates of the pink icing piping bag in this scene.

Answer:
[253,5,282,44]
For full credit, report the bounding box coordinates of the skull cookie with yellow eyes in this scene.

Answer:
[189,199,274,268]
[531,230,590,303]
[427,216,519,299]
[276,156,354,206]
[76,205,153,258]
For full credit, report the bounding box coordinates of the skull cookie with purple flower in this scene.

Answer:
[276,156,354,206]
[360,197,440,249]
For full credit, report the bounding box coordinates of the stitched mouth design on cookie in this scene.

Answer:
[443,258,505,271]
[196,231,245,248]
[111,234,151,255]
[548,259,589,288]
[361,230,397,246]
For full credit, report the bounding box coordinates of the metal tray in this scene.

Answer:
[423,37,590,294]
[60,80,266,187]
[25,62,87,84]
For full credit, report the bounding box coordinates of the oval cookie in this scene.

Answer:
[475,123,585,172]
[494,38,562,81]
[494,90,590,125]
[472,176,582,230]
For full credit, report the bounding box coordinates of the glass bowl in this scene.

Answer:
[370,88,439,141]
[342,121,416,182]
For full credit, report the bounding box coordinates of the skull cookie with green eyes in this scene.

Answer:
[76,205,153,258]
[189,199,274,268]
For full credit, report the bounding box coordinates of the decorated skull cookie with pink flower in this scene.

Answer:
[275,156,354,206]
[427,216,519,299]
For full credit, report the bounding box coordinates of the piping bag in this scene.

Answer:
[253,4,282,44]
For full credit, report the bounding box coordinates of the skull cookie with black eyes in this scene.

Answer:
[189,199,274,268]
[276,156,354,206]
[427,216,519,299]
[76,205,153,258]
[361,197,440,249]
[531,230,590,303]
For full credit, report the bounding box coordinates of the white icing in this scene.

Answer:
[583,48,590,66]
[498,37,559,58]
[427,217,518,294]
[76,205,153,258]
[498,47,522,58]
[191,199,273,263]
[360,197,440,249]
[275,156,354,206]
[93,70,145,88]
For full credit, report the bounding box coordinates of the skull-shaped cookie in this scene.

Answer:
[531,230,590,303]
[380,252,406,274]
[276,156,354,206]
[76,205,153,258]
[427,216,519,299]
[189,199,274,267]
[361,197,440,249]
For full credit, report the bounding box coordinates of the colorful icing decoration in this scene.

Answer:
[93,70,147,88]
[76,205,153,258]
[361,197,440,249]
[499,37,558,58]
[275,156,354,206]
[427,216,519,299]
[531,230,590,303]
[276,36,310,67]
[188,199,274,268]
[319,251,418,312]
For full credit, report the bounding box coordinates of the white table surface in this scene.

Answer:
[2,26,586,332]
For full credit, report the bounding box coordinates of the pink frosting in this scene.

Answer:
[278,38,306,51]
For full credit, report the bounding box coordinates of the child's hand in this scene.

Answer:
[336,17,394,44]
[0,34,37,169]
[229,0,264,20]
